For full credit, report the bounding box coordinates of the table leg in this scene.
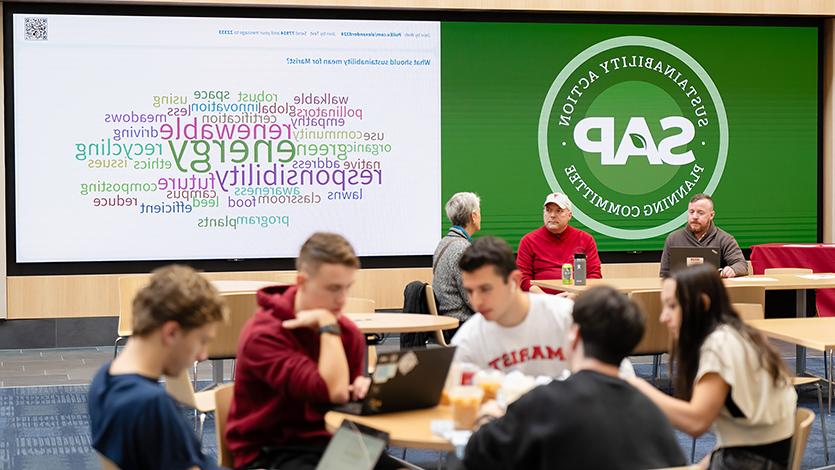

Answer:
[212,359,224,385]
[796,289,807,375]
[829,350,833,415]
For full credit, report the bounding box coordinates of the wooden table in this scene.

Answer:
[749,318,835,412]
[345,313,459,373]
[533,274,835,374]
[344,313,459,334]
[531,273,835,295]
[751,243,835,316]
[325,405,455,451]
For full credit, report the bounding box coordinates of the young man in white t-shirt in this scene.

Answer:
[450,236,575,377]
[451,236,633,378]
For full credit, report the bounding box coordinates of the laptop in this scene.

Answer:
[315,420,389,470]
[333,346,456,416]
[668,246,721,274]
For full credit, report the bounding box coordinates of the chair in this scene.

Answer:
[789,408,815,470]
[114,276,150,358]
[732,301,829,463]
[96,452,120,470]
[165,369,216,440]
[765,268,814,276]
[734,302,765,321]
[725,285,765,306]
[629,290,670,379]
[193,291,258,389]
[425,285,450,347]
[213,383,235,468]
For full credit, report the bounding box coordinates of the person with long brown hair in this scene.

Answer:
[629,264,796,469]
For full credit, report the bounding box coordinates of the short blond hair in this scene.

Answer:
[132,265,227,337]
[296,232,360,275]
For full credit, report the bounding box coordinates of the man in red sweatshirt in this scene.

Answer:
[516,192,602,293]
[225,232,400,470]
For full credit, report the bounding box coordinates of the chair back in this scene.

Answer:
[764,268,813,275]
[96,451,121,470]
[116,276,150,337]
[344,297,376,313]
[725,285,765,306]
[732,302,764,321]
[424,284,449,347]
[789,407,815,470]
[214,383,236,468]
[208,292,258,360]
[164,369,198,408]
[629,290,670,355]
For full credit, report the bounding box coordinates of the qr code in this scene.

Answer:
[24,17,47,41]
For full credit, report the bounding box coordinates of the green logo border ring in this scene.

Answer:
[538,35,728,240]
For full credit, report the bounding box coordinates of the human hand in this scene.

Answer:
[720,266,736,278]
[556,292,577,301]
[349,376,371,401]
[282,309,337,330]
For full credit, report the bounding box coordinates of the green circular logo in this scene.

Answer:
[538,36,728,240]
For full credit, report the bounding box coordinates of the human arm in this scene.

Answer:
[132,395,221,470]
[282,309,350,404]
[449,243,476,315]
[462,396,536,470]
[515,236,535,291]
[720,234,748,277]
[659,236,673,278]
[627,372,729,437]
[583,234,602,279]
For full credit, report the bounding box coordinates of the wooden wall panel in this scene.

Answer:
[6,267,433,318]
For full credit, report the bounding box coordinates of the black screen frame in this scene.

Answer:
[3,3,823,275]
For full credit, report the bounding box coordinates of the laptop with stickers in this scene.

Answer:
[332,346,456,416]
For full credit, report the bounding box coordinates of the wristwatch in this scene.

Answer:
[318,323,342,336]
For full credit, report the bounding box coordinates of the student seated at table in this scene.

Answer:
[451,236,633,378]
[88,265,227,470]
[226,232,403,470]
[457,286,687,470]
[629,264,797,469]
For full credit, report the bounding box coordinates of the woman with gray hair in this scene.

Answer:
[432,192,481,338]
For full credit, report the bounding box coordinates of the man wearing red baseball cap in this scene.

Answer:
[516,192,602,293]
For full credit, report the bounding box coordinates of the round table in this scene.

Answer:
[325,405,455,451]
[344,313,459,334]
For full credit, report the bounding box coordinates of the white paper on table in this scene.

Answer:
[727,277,779,282]
[782,244,820,248]
[798,274,835,280]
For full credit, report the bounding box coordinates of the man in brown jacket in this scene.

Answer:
[659,193,748,278]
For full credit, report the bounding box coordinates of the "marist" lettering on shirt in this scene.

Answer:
[487,345,565,370]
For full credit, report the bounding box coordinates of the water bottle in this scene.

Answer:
[574,253,587,286]
[561,263,573,285]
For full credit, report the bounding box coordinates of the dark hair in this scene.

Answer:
[458,236,516,281]
[689,193,714,207]
[132,265,227,337]
[296,232,360,274]
[573,286,645,366]
[671,264,789,399]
